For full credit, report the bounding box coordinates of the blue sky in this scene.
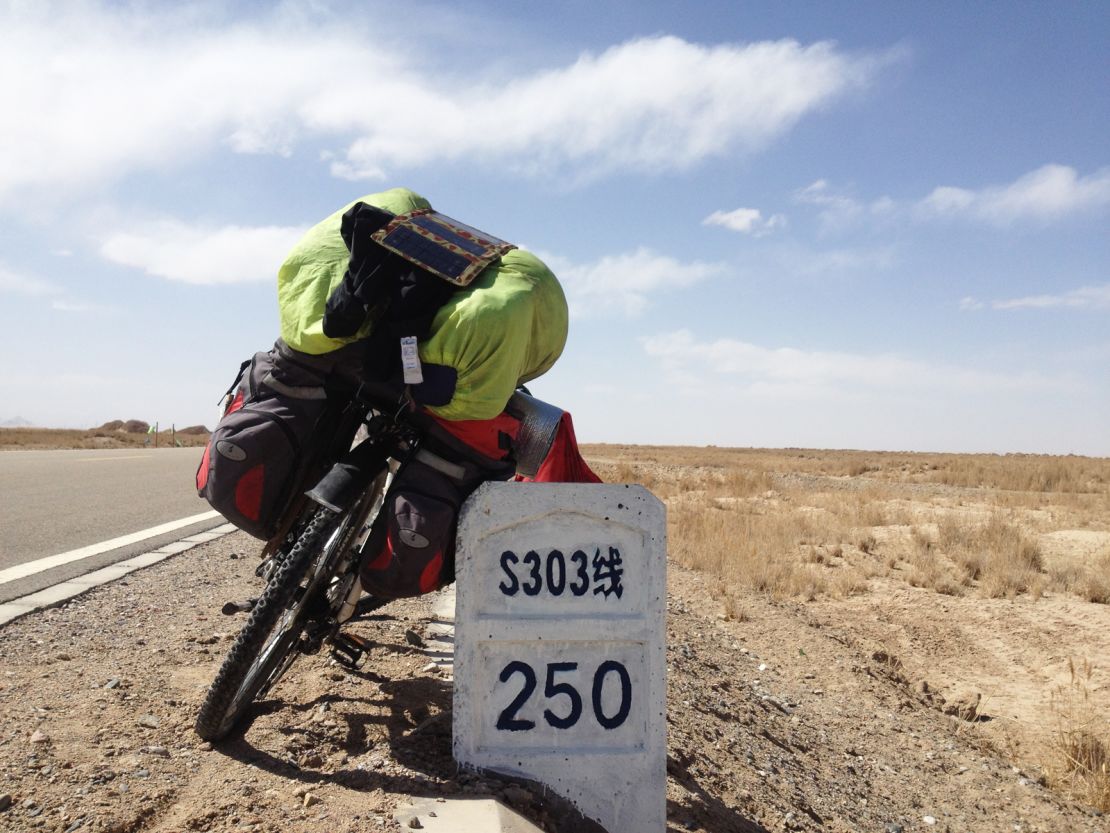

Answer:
[1,1,1107,455]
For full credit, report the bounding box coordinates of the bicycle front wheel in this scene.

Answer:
[194,507,339,741]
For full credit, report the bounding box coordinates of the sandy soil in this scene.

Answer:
[1,528,1106,833]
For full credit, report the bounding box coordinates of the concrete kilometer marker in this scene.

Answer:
[454,483,666,833]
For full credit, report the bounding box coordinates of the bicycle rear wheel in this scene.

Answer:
[194,507,340,741]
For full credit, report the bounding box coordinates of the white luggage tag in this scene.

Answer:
[400,336,424,385]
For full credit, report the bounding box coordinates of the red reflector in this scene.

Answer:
[364,533,394,572]
[226,390,245,415]
[419,551,444,594]
[196,442,212,492]
[235,463,265,521]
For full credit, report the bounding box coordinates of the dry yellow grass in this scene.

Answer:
[585,444,1110,605]
[587,444,1110,815]
[0,426,209,449]
[590,444,1110,613]
[1050,659,1110,812]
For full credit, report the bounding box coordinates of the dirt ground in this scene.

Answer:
[1,521,1107,833]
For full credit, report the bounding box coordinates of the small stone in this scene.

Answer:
[22,799,37,809]
[0,793,11,811]
[403,629,425,648]
[884,824,904,833]
[136,769,150,778]
[64,820,84,833]
[137,715,160,729]
[30,730,49,744]
[103,679,120,690]
[144,746,170,758]
[302,793,320,808]
[923,816,937,826]
[758,663,768,672]
[407,817,423,829]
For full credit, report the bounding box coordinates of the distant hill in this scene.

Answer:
[0,416,33,427]
[95,419,150,433]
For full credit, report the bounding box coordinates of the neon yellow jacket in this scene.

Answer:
[277,188,568,421]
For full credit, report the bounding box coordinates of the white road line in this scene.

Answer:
[0,510,221,586]
[75,454,149,462]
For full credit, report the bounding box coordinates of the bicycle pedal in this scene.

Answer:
[221,598,257,615]
[330,633,370,668]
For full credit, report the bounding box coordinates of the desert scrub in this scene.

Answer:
[936,514,1045,598]
[1049,547,1110,605]
[583,443,1109,603]
[1049,659,1110,812]
[668,500,832,600]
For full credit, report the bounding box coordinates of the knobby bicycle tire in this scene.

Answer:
[194,507,338,741]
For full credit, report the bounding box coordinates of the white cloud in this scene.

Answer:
[780,245,896,275]
[0,265,62,297]
[991,283,1110,310]
[919,164,1110,224]
[703,208,785,236]
[0,263,109,313]
[50,299,116,314]
[0,4,883,200]
[958,296,985,311]
[793,179,896,234]
[544,248,723,317]
[100,221,307,285]
[642,329,1058,395]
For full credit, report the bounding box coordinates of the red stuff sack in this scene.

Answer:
[196,347,332,540]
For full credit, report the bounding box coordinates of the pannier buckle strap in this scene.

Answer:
[414,448,467,482]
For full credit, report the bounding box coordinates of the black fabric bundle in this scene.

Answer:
[323,202,458,397]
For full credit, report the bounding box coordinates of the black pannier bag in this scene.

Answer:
[196,346,334,540]
[359,442,510,600]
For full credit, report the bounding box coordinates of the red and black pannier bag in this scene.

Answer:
[359,443,504,600]
[196,347,334,540]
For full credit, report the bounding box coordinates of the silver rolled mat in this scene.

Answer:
[506,390,565,478]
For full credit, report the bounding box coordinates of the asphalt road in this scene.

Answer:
[0,447,227,603]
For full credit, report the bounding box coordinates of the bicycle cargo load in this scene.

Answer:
[196,346,334,540]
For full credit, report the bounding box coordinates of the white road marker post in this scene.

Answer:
[453,482,667,833]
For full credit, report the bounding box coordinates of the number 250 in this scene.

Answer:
[495,660,632,732]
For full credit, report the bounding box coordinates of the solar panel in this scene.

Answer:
[372,209,516,286]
